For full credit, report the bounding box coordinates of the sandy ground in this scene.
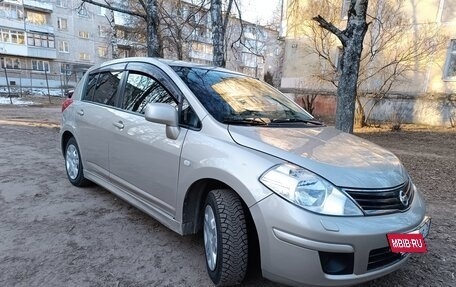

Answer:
[0,102,455,287]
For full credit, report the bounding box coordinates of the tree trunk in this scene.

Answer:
[313,0,369,133]
[146,0,161,57]
[335,1,368,133]
[211,0,225,67]
[355,95,366,128]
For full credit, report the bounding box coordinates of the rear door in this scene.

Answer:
[108,62,192,216]
[74,64,126,180]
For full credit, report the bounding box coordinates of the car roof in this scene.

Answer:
[93,57,245,76]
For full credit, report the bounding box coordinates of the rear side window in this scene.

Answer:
[84,71,124,106]
[83,74,98,101]
[122,72,177,114]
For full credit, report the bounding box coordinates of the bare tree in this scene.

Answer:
[312,0,369,133]
[287,0,446,131]
[80,0,160,57]
[210,0,234,67]
[158,0,210,60]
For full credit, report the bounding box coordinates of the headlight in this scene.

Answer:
[260,163,363,216]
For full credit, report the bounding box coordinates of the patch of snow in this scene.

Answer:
[0,97,37,105]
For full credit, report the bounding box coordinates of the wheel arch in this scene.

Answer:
[181,178,262,278]
[61,130,74,157]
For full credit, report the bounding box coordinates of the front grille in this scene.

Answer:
[368,247,404,271]
[343,181,414,215]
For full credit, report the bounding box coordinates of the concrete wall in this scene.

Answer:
[285,91,456,127]
[362,94,456,127]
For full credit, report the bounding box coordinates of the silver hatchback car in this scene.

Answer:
[60,57,430,286]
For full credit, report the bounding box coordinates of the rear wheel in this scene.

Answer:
[65,137,90,187]
[203,189,248,286]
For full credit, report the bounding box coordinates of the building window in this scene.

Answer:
[26,11,47,25]
[341,0,350,19]
[242,52,259,68]
[60,63,71,75]
[444,40,456,80]
[97,46,108,58]
[118,48,130,58]
[79,53,90,61]
[116,29,126,38]
[56,0,69,8]
[31,59,50,72]
[58,40,69,53]
[98,25,107,37]
[441,0,456,23]
[1,57,21,69]
[27,32,54,48]
[57,17,67,30]
[335,46,344,71]
[0,28,25,44]
[0,3,24,19]
[79,31,89,39]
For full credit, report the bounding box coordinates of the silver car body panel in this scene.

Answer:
[228,125,406,188]
[60,57,428,286]
[250,187,426,286]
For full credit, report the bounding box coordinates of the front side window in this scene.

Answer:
[122,72,177,114]
[91,71,124,106]
[172,67,314,125]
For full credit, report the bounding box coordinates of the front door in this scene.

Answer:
[109,64,187,216]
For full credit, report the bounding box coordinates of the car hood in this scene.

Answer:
[228,125,407,189]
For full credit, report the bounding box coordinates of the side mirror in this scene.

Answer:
[144,103,180,139]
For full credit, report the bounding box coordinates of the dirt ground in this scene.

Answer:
[0,100,455,287]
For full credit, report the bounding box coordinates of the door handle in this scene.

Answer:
[77,109,84,116]
[113,121,124,130]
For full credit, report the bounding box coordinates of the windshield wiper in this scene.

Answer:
[222,117,268,126]
[269,118,324,125]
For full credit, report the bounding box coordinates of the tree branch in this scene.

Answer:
[312,15,347,45]
[81,0,146,19]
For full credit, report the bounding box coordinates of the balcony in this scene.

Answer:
[0,43,56,59]
[0,17,25,30]
[25,23,54,34]
[23,0,53,12]
[0,43,28,57]
[27,46,57,59]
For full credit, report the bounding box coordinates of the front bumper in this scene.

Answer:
[250,187,428,286]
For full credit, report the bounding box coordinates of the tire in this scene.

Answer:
[65,137,90,187]
[203,189,248,286]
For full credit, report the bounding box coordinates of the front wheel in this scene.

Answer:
[65,137,90,187]
[203,189,248,286]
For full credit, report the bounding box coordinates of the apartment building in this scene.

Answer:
[280,0,456,126]
[1,0,283,92]
[114,0,283,84]
[0,0,112,90]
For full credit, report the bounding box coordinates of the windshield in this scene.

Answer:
[171,66,317,126]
